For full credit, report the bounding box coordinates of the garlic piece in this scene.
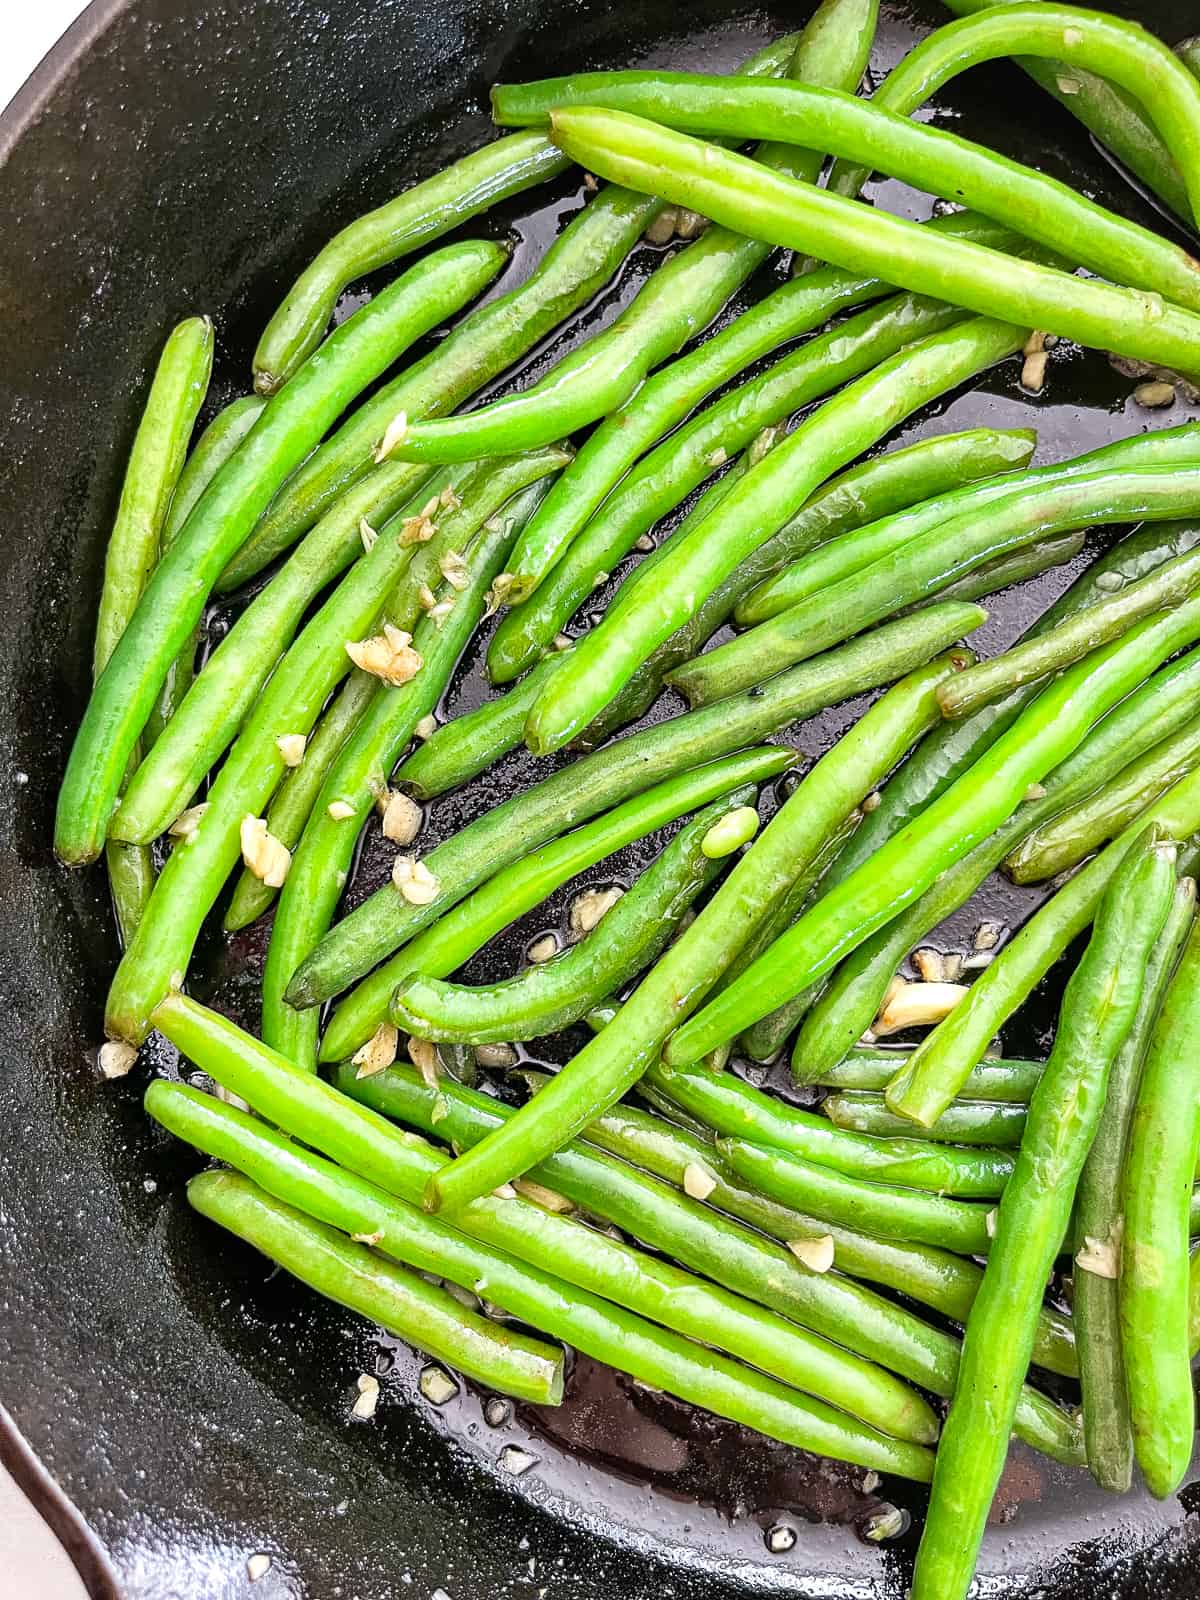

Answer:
[420,1364,459,1406]
[381,790,422,845]
[239,815,291,887]
[168,802,208,840]
[439,484,462,510]
[438,550,470,592]
[912,948,945,984]
[1134,379,1177,408]
[1021,330,1051,393]
[375,410,408,461]
[414,714,438,741]
[408,1035,440,1087]
[359,517,378,552]
[569,885,623,937]
[352,1022,399,1079]
[352,1373,380,1419]
[327,799,356,821]
[874,981,968,1036]
[275,733,307,767]
[527,933,559,965]
[99,1039,138,1079]
[399,513,436,546]
[392,854,440,905]
[1076,1218,1123,1279]
[345,624,422,686]
[683,1163,717,1201]
[484,572,516,617]
[788,1235,835,1273]
[246,1554,272,1582]
[513,1178,574,1213]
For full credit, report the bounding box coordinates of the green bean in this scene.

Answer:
[909,530,1085,612]
[148,1076,935,1466]
[669,600,1200,1068]
[221,33,798,590]
[527,319,1018,752]
[187,1167,564,1403]
[1074,876,1195,1492]
[318,758,789,1065]
[224,670,378,931]
[813,1048,1043,1100]
[423,654,966,1215]
[255,132,572,392]
[145,394,267,746]
[1007,713,1200,883]
[675,464,1200,704]
[1121,912,1200,1500]
[546,104,1200,372]
[910,831,1174,1600]
[823,1092,1026,1147]
[937,0,1193,227]
[103,838,155,951]
[823,4,1200,229]
[885,766,1200,1129]
[262,468,557,1070]
[58,244,504,868]
[292,606,977,1011]
[336,1061,1079,1462]
[720,1137,994,1253]
[391,790,741,1044]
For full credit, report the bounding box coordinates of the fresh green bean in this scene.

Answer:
[676,464,1200,703]
[188,1167,564,1402]
[487,288,980,687]
[823,1092,1026,1146]
[391,790,741,1044]
[220,33,798,589]
[1007,713,1200,883]
[1121,913,1200,1500]
[577,1096,1076,1377]
[909,530,1084,612]
[527,319,1018,752]
[545,106,1200,373]
[291,607,978,1011]
[720,1137,994,1252]
[254,132,572,392]
[149,1075,936,1466]
[225,670,378,931]
[669,601,1200,1067]
[884,766,1200,1128]
[317,759,788,1065]
[262,469,557,1070]
[337,1061,1079,1461]
[145,394,267,746]
[1074,876,1195,1492]
[937,0,1193,227]
[910,832,1174,1600]
[823,3,1200,229]
[104,838,155,951]
[58,243,504,867]
[423,654,967,1215]
[813,1047,1043,1100]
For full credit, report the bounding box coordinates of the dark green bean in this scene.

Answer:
[823,1092,1026,1146]
[812,1047,1043,1100]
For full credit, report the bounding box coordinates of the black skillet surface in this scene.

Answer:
[3,0,1200,1595]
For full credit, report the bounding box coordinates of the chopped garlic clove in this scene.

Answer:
[352,1022,398,1079]
[345,625,422,686]
[682,1163,717,1201]
[327,799,356,821]
[527,933,559,965]
[513,1178,574,1213]
[1134,379,1176,408]
[438,550,470,592]
[275,733,307,767]
[788,1235,835,1273]
[352,1373,380,1419]
[414,714,438,741]
[375,410,408,461]
[419,1364,459,1406]
[168,802,208,839]
[408,1036,440,1088]
[246,1553,272,1582]
[912,948,945,984]
[99,1039,138,1079]
[392,855,440,904]
[239,815,291,887]
[1076,1218,1123,1279]
[874,981,968,1036]
[381,790,422,845]
[569,885,623,937]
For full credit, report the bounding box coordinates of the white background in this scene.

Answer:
[5,11,99,1596]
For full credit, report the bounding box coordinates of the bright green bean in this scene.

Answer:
[884,765,1200,1128]
[1121,912,1200,1500]
[59,243,503,867]
[221,33,797,590]
[813,1048,1043,1100]
[526,319,1018,752]
[1007,712,1200,883]
[910,832,1174,1600]
[423,654,967,1215]
[823,1092,1026,1147]
[720,1137,994,1252]
[824,3,1200,229]
[187,1167,564,1402]
[670,601,1200,1067]
[292,606,977,1012]
[391,790,740,1043]
[338,1062,1079,1461]
[318,759,786,1065]
[147,1068,937,1464]
[254,131,572,392]
[262,468,557,1069]
[909,530,1084,612]
[1075,876,1195,1492]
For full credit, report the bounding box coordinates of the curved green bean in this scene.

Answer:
[58,243,504,867]
[1007,712,1200,883]
[255,131,571,392]
[292,605,977,1012]
[675,463,1200,704]
[188,1167,564,1403]
[884,765,1200,1128]
[813,1048,1042,1100]
[148,1072,937,1465]
[910,832,1174,1600]
[262,468,558,1069]
[1121,913,1200,1500]
[391,790,740,1043]
[423,654,966,1215]
[720,1137,994,1253]
[823,4,1200,228]
[221,32,797,589]
[318,762,784,1066]
[526,318,1018,752]
[1074,876,1195,1492]
[671,601,1200,1067]
[823,1092,1026,1147]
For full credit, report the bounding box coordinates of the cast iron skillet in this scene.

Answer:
[2,1,1200,1595]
